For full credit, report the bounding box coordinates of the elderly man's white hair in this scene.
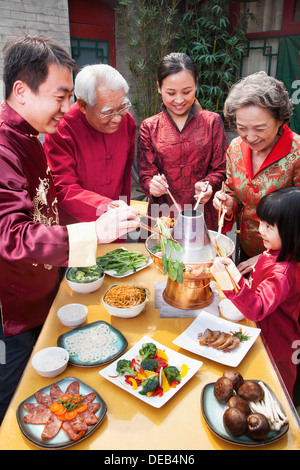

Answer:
[75,64,129,107]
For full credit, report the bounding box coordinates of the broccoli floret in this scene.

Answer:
[116,359,136,376]
[139,342,157,361]
[141,359,158,372]
[139,376,159,395]
[164,366,181,384]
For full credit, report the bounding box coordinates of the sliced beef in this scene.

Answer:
[41,413,62,440]
[35,391,52,407]
[65,381,80,396]
[50,384,63,402]
[23,403,48,412]
[62,420,86,441]
[82,392,96,404]
[78,409,99,425]
[24,408,52,424]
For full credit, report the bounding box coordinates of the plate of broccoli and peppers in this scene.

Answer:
[99,336,203,408]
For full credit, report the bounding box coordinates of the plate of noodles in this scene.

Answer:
[57,321,128,367]
[102,284,150,318]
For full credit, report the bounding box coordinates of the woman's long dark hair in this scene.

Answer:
[157,52,197,87]
[256,187,300,262]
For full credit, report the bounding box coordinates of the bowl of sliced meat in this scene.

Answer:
[32,347,69,378]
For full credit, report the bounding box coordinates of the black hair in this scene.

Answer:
[256,187,300,262]
[157,52,197,87]
[3,35,79,99]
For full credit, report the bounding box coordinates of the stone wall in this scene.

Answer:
[0,0,72,100]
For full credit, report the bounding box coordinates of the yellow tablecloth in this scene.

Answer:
[0,243,299,450]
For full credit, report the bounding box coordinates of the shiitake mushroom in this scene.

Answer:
[214,377,234,404]
[238,381,264,402]
[247,413,270,441]
[223,370,244,391]
[223,407,248,437]
[228,396,251,417]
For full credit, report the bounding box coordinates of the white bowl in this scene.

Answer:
[65,270,105,294]
[32,347,69,378]
[57,303,88,328]
[219,299,245,322]
[102,287,147,319]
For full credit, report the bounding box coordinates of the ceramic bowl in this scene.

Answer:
[102,286,147,319]
[219,299,245,322]
[32,347,69,378]
[65,269,105,294]
[57,303,88,328]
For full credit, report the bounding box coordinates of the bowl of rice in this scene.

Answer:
[57,303,88,328]
[102,284,149,318]
[65,265,105,294]
[32,347,69,378]
[219,299,245,322]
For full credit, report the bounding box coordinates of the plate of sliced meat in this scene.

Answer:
[173,311,261,367]
[16,377,107,449]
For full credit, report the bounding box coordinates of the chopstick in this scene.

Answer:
[139,221,178,243]
[108,202,178,243]
[166,188,181,213]
[213,238,240,294]
[193,181,209,211]
[109,202,157,223]
[218,182,226,225]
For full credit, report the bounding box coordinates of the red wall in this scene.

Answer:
[68,0,116,67]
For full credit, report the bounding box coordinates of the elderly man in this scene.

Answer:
[0,36,139,424]
[43,64,136,225]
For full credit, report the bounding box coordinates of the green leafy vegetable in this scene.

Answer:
[155,219,184,284]
[66,265,104,284]
[97,248,148,276]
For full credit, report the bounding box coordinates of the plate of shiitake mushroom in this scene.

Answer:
[201,369,289,446]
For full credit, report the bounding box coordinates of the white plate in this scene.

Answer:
[173,311,261,367]
[101,247,153,278]
[99,335,203,408]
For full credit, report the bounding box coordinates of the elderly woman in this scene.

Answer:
[213,71,300,274]
[43,64,136,225]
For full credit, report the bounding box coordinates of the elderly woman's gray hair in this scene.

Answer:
[224,71,293,129]
[74,64,129,107]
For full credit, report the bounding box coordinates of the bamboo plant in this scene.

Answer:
[115,0,181,123]
[176,0,252,115]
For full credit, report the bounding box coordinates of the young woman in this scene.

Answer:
[137,52,228,231]
[211,187,300,399]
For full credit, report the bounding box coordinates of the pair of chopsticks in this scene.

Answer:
[213,238,240,294]
[108,202,178,244]
[217,182,227,236]
[193,181,209,211]
[138,220,178,243]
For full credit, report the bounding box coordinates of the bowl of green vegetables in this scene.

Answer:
[65,264,105,294]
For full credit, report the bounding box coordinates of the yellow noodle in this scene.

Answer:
[104,285,149,309]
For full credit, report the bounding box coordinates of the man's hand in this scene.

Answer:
[95,204,140,243]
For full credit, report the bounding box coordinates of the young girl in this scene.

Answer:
[211,187,300,400]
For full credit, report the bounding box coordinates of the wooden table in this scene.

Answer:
[0,243,299,450]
